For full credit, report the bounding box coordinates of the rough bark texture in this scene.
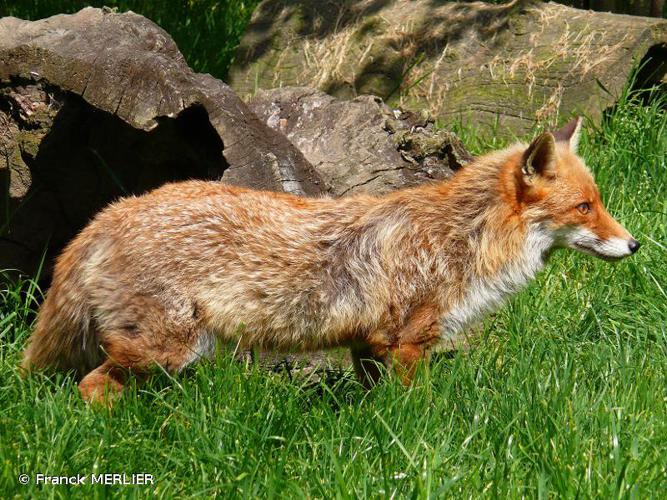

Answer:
[0,84,230,276]
[229,0,667,135]
[248,87,472,196]
[0,7,323,277]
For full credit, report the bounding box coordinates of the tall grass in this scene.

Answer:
[1,87,665,497]
[0,0,261,79]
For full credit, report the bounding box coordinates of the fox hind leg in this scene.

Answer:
[78,359,130,404]
[78,324,208,405]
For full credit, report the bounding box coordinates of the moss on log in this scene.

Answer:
[230,0,667,135]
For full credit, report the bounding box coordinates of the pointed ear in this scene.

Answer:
[552,116,583,153]
[522,132,557,180]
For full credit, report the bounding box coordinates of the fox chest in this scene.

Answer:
[437,231,550,340]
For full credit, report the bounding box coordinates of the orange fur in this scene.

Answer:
[21,118,638,402]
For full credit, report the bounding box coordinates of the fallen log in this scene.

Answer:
[229,0,667,135]
[248,86,472,196]
[0,7,325,277]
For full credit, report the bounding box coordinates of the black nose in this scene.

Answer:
[628,239,640,254]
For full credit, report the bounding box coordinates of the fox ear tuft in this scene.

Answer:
[522,132,557,179]
[552,116,583,153]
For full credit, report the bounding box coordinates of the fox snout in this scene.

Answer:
[565,227,640,261]
[561,203,639,261]
[571,202,640,261]
[561,204,639,261]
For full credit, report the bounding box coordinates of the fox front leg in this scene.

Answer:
[358,302,442,386]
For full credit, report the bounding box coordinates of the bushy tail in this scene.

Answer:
[21,284,101,378]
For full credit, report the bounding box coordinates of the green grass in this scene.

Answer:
[0,0,261,80]
[1,85,665,497]
[1,2,666,496]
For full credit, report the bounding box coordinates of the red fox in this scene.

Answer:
[21,117,639,402]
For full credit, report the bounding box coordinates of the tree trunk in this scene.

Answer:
[230,1,667,136]
[0,8,328,280]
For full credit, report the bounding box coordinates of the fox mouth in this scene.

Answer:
[572,242,624,262]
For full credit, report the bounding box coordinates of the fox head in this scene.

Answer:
[517,117,639,261]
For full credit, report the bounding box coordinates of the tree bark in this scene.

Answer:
[0,8,325,279]
[230,0,667,135]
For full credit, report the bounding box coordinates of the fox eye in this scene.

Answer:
[576,202,591,215]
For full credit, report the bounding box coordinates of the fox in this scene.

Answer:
[21,117,640,403]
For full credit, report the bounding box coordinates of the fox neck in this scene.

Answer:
[437,220,554,337]
[389,149,556,335]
